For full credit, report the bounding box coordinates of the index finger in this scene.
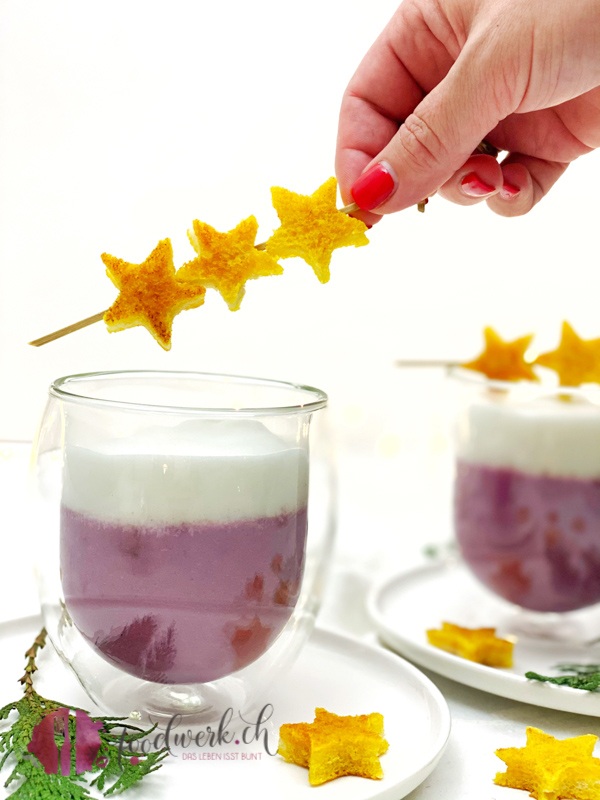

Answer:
[335,7,455,206]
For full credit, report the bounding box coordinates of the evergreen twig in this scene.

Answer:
[0,627,168,798]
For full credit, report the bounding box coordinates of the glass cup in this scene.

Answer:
[452,369,600,616]
[31,370,335,722]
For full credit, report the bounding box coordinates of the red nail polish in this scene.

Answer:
[500,181,520,199]
[351,162,396,211]
[460,172,496,197]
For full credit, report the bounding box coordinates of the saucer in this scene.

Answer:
[0,616,450,799]
[368,558,600,716]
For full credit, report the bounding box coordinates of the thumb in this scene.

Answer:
[351,53,506,214]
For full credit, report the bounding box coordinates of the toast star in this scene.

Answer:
[178,215,282,311]
[535,321,600,387]
[266,177,369,283]
[102,239,206,351]
[461,327,538,382]
[278,708,388,786]
[495,727,600,799]
[426,621,513,667]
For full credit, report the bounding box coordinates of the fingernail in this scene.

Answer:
[500,181,520,200]
[460,172,496,197]
[351,161,397,211]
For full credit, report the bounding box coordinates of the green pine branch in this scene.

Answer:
[90,718,168,796]
[5,758,92,800]
[0,628,169,799]
[525,663,600,691]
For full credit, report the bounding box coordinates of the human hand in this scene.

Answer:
[335,0,600,222]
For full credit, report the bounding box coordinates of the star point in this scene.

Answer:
[102,238,206,351]
[178,215,282,311]
[266,176,369,283]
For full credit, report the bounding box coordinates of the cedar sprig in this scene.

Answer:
[0,628,168,798]
[525,664,600,692]
[90,718,168,796]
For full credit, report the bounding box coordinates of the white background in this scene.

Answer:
[2,9,600,795]
[2,0,600,533]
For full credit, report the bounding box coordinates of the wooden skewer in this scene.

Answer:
[395,359,461,368]
[28,202,364,347]
[29,311,107,347]
[476,140,500,158]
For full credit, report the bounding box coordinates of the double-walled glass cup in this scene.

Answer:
[452,369,600,615]
[32,371,334,722]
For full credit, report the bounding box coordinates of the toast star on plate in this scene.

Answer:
[461,326,538,382]
[266,177,369,283]
[495,726,600,800]
[178,215,282,311]
[534,321,600,387]
[102,239,206,351]
[426,621,513,667]
[278,708,388,786]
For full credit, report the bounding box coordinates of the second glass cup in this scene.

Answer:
[452,369,600,615]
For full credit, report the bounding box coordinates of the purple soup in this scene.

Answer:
[60,505,307,684]
[454,460,600,612]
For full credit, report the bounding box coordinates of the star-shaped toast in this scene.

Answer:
[278,707,388,786]
[534,321,600,387]
[494,727,600,800]
[102,239,206,351]
[426,621,513,667]
[266,177,369,283]
[177,215,282,311]
[461,326,538,382]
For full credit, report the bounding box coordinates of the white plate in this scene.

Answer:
[368,558,600,716]
[0,616,450,800]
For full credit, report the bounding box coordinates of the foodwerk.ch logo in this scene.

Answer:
[27,703,277,775]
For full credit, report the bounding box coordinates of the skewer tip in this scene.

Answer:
[29,311,106,347]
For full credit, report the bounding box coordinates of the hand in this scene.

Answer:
[335,0,600,222]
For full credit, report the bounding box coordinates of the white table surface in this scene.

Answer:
[2,440,600,800]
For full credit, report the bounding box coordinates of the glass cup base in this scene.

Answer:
[497,606,600,644]
[44,599,317,726]
[99,675,249,726]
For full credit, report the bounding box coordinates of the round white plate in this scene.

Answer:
[368,558,600,716]
[0,616,450,800]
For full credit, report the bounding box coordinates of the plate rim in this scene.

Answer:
[367,559,600,717]
[0,616,451,800]
[301,626,452,800]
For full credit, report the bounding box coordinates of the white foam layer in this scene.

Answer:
[457,394,600,477]
[62,419,308,524]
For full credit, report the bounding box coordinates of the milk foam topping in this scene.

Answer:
[457,394,600,478]
[62,418,309,523]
